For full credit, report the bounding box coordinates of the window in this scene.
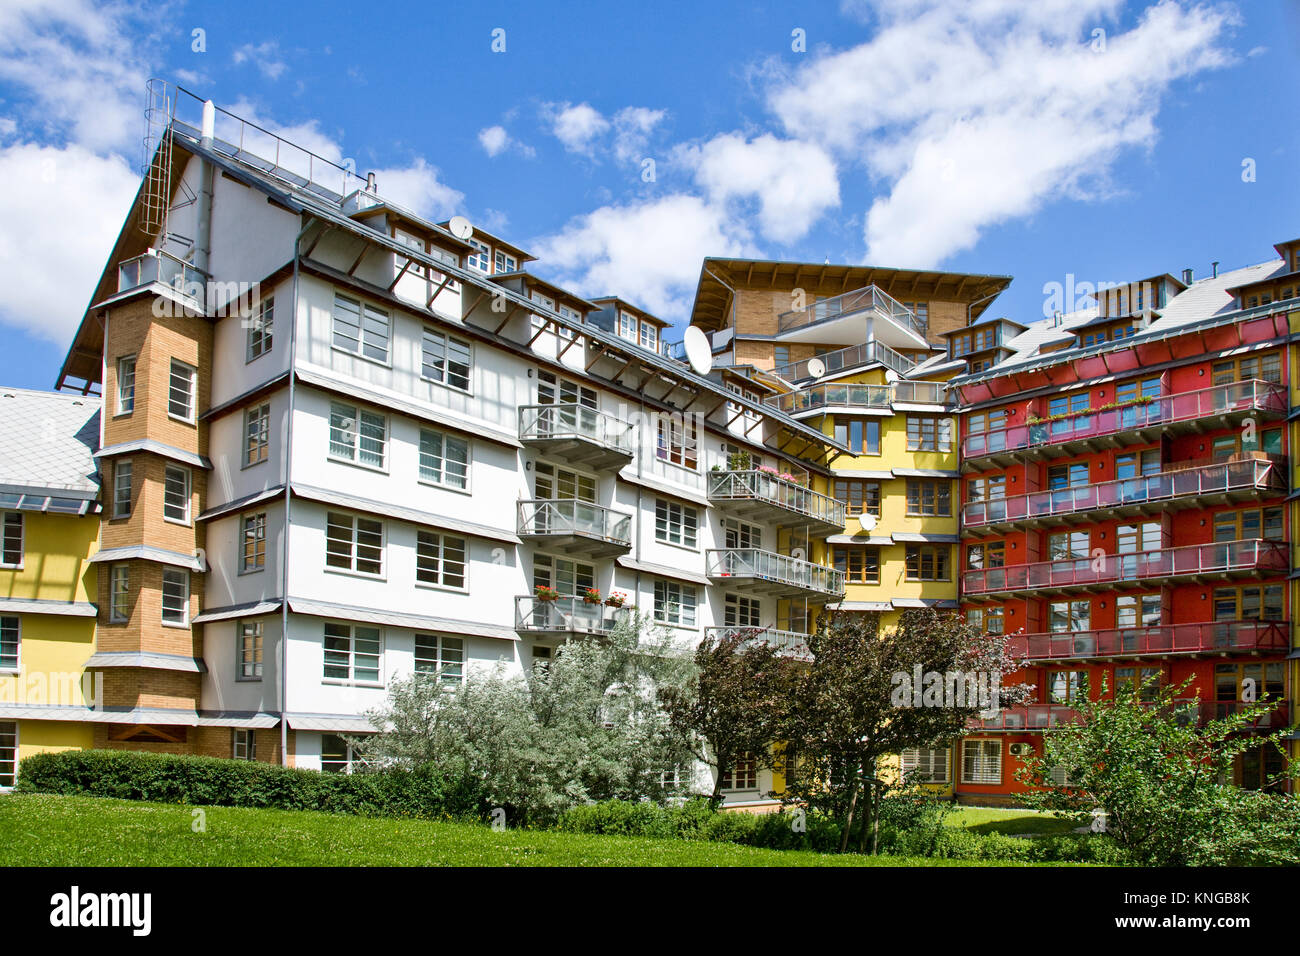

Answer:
[168,359,197,422]
[537,370,597,409]
[415,634,464,685]
[774,345,790,368]
[0,513,22,567]
[535,462,596,503]
[1115,450,1161,479]
[109,565,130,623]
[325,512,384,576]
[720,752,757,790]
[163,465,190,524]
[418,428,470,490]
[833,479,882,516]
[966,542,1005,570]
[639,320,659,352]
[833,418,880,455]
[724,593,762,628]
[245,404,270,466]
[901,747,950,784]
[323,622,382,684]
[494,249,517,274]
[723,518,761,550]
[0,723,15,788]
[421,328,472,391]
[1047,391,1089,422]
[528,290,555,335]
[1116,666,1162,703]
[1116,594,1162,628]
[905,479,951,516]
[1049,600,1091,633]
[161,568,189,625]
[907,415,953,452]
[967,476,1006,501]
[655,499,698,549]
[0,617,17,670]
[1213,585,1284,622]
[1115,377,1161,405]
[232,729,256,761]
[112,460,132,518]
[1047,462,1089,490]
[961,740,1001,785]
[116,356,136,414]
[1047,670,1089,704]
[242,513,267,572]
[246,296,273,361]
[1214,353,1282,385]
[1213,507,1283,542]
[332,294,390,363]
[656,416,698,469]
[466,238,490,273]
[533,554,595,595]
[966,606,1005,634]
[1049,531,1090,560]
[618,311,637,341]
[905,545,950,581]
[238,621,263,680]
[834,546,881,584]
[321,734,359,773]
[653,580,697,627]
[968,409,1008,435]
[328,402,387,469]
[416,531,467,589]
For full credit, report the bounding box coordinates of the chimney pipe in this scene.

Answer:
[1182,268,1193,285]
[366,172,377,193]
[200,100,216,147]
[1211,261,1219,278]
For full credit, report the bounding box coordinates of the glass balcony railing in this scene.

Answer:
[1006,621,1289,661]
[962,539,1288,596]
[117,250,207,308]
[515,595,630,634]
[765,380,950,414]
[704,625,813,659]
[962,380,1287,460]
[970,704,1082,731]
[774,340,914,382]
[970,699,1289,732]
[777,285,925,338]
[706,548,845,598]
[707,469,845,529]
[517,499,632,549]
[963,458,1286,528]
[518,404,636,460]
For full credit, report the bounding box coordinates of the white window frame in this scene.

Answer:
[901,746,951,784]
[331,294,390,364]
[653,579,697,628]
[618,311,637,342]
[246,296,273,362]
[418,428,471,491]
[162,464,191,525]
[161,567,190,627]
[232,728,256,760]
[112,460,132,519]
[416,530,467,590]
[654,498,698,550]
[639,320,658,352]
[0,616,19,672]
[415,634,465,685]
[116,355,136,415]
[109,564,130,623]
[720,751,757,791]
[328,402,387,470]
[325,511,385,578]
[238,620,263,681]
[466,238,490,273]
[961,739,1002,785]
[241,512,267,573]
[724,593,761,629]
[168,359,197,423]
[656,416,698,470]
[494,249,517,274]
[0,722,15,788]
[322,622,382,685]
[244,403,270,467]
[320,733,360,773]
[421,328,473,393]
[0,512,22,569]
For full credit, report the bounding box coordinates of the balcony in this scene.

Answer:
[775,285,928,349]
[962,539,1288,600]
[706,548,845,599]
[962,380,1287,469]
[517,499,633,557]
[774,340,915,382]
[117,250,207,311]
[1197,700,1291,731]
[970,704,1081,732]
[1006,621,1289,662]
[703,625,813,660]
[963,457,1287,534]
[764,379,950,416]
[515,595,631,636]
[707,469,845,534]
[518,403,635,470]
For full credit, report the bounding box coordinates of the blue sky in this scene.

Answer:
[0,0,1297,391]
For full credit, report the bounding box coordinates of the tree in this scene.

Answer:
[1017,676,1300,865]
[661,626,797,807]
[779,608,1030,853]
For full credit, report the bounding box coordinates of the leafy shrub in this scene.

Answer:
[17,749,488,821]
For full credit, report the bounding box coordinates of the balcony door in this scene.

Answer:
[1115,449,1161,503]
[534,461,597,536]
[533,554,597,629]
[1045,461,1089,515]
[1115,377,1161,429]
[536,369,597,436]
[1115,521,1160,579]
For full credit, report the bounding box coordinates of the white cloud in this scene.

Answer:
[767,0,1235,267]
[232,41,288,80]
[681,133,840,244]
[531,195,754,319]
[479,126,510,157]
[0,142,138,343]
[611,107,666,163]
[369,158,464,220]
[545,102,611,155]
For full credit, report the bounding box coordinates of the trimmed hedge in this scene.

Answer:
[16,749,488,821]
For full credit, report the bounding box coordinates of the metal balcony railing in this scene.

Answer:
[706,548,845,598]
[774,340,915,382]
[704,625,814,660]
[962,539,1288,596]
[962,380,1287,460]
[777,285,925,338]
[518,404,636,457]
[707,469,845,528]
[1006,621,1289,661]
[117,249,207,308]
[971,704,1082,731]
[517,499,632,547]
[971,699,1289,732]
[764,379,950,414]
[963,458,1286,528]
[515,595,630,634]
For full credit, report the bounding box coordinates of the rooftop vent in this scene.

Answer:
[1211,260,1219,278]
[1182,268,1194,285]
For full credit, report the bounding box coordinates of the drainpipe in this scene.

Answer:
[194,101,216,282]
[279,222,306,765]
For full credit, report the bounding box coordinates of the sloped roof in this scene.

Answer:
[0,388,100,497]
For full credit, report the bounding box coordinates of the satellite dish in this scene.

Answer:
[859,512,878,532]
[447,216,474,240]
[884,369,900,383]
[806,357,826,379]
[682,326,713,375]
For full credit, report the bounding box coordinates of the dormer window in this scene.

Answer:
[619,311,637,341]
[467,238,490,273]
[494,249,517,274]
[639,321,658,352]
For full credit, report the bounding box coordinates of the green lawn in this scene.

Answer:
[0,793,1056,867]
[946,806,1082,837]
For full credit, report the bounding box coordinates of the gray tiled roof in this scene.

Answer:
[0,388,100,496]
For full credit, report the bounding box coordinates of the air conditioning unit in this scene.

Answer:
[1008,743,1035,757]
